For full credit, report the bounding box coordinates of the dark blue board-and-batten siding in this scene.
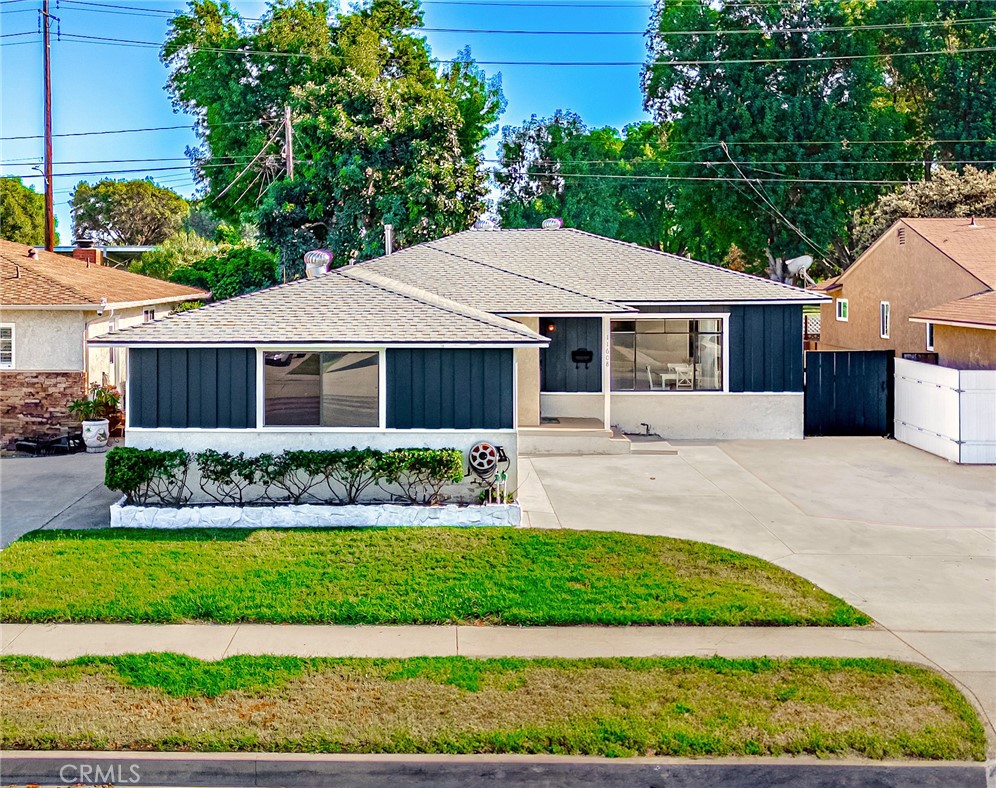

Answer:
[387,348,514,429]
[129,347,257,429]
[541,317,602,393]
[633,304,804,393]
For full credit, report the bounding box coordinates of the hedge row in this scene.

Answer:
[105,447,466,507]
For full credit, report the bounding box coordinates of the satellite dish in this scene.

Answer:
[785,255,816,287]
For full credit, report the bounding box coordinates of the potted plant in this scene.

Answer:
[68,384,121,453]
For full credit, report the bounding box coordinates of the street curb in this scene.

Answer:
[1,752,991,788]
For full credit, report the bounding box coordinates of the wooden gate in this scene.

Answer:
[804,351,894,436]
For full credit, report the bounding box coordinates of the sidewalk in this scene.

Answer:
[0,622,934,662]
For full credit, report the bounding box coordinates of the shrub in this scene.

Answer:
[195,450,269,505]
[378,448,465,505]
[105,447,190,505]
[319,448,383,504]
[259,451,323,504]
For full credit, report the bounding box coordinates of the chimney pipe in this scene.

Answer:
[384,224,394,255]
[73,238,103,267]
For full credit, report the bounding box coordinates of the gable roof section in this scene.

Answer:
[909,289,996,330]
[900,218,996,289]
[0,238,206,307]
[92,266,548,347]
[360,242,632,314]
[421,228,822,304]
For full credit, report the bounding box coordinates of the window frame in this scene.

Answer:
[0,323,14,370]
[143,308,156,323]
[835,298,849,322]
[926,322,935,352]
[609,313,730,395]
[880,301,891,339]
[257,347,387,431]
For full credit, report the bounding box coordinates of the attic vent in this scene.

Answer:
[541,217,563,230]
[897,228,906,245]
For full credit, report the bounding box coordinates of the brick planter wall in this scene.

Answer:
[0,371,85,449]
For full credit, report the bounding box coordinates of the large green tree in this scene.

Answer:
[164,0,503,276]
[644,0,919,278]
[496,112,682,252]
[71,179,189,245]
[0,177,51,246]
[852,166,996,253]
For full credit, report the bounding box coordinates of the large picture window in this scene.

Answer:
[264,351,379,427]
[610,319,723,391]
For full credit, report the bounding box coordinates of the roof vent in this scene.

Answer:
[897,227,906,245]
[304,249,333,279]
[27,248,39,260]
[473,217,496,231]
[541,218,563,230]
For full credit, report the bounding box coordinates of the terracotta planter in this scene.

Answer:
[81,419,110,453]
[108,410,125,438]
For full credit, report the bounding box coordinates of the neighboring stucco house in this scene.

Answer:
[93,226,823,485]
[0,239,207,447]
[817,218,996,368]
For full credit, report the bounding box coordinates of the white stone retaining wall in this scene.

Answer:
[110,498,521,529]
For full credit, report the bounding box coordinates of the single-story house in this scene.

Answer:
[93,225,823,487]
[816,217,995,368]
[0,239,207,447]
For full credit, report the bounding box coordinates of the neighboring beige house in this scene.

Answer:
[0,239,207,447]
[817,217,996,369]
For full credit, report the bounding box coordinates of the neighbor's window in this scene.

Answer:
[143,308,155,323]
[0,324,13,369]
[836,298,849,322]
[926,322,935,351]
[610,319,723,392]
[264,351,379,427]
[880,301,891,339]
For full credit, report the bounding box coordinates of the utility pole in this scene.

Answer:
[283,104,293,180]
[42,0,55,251]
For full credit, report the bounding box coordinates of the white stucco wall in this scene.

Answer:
[125,428,519,503]
[87,305,150,389]
[1,309,86,370]
[609,393,804,439]
[540,392,605,420]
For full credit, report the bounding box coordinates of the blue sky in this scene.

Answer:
[0,0,651,240]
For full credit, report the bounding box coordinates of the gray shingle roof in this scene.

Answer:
[426,228,823,304]
[91,266,548,346]
[359,242,632,314]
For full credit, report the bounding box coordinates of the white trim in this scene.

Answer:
[910,316,996,331]
[89,340,547,349]
[925,322,935,351]
[879,301,891,339]
[512,350,519,430]
[601,314,611,427]
[835,298,849,322]
[0,295,204,311]
[126,426,517,435]
[500,311,634,318]
[0,323,14,370]
[620,298,829,306]
[608,312,730,394]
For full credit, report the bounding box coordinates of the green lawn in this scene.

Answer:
[0,654,983,759]
[0,528,868,626]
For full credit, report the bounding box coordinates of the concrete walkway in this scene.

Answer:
[0,622,932,662]
[519,438,996,739]
[0,453,116,548]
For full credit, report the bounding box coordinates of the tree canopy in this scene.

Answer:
[164,0,504,276]
[71,179,189,245]
[852,166,996,253]
[496,113,682,252]
[0,178,52,246]
[170,245,279,300]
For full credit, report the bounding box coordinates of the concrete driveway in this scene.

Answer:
[0,453,116,548]
[520,438,996,733]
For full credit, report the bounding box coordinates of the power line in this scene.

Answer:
[56,31,996,66]
[421,17,996,35]
[0,120,257,141]
[496,170,915,184]
[421,0,992,6]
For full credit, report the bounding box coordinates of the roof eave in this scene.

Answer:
[1,293,208,311]
[908,316,996,330]
[88,337,551,348]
